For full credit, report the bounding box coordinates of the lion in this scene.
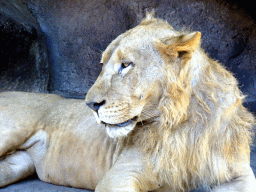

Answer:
[0,13,255,192]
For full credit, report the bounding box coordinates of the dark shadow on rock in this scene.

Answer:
[0,0,49,93]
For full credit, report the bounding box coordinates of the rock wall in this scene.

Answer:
[0,0,255,112]
[0,0,49,92]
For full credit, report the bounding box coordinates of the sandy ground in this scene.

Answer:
[0,141,255,192]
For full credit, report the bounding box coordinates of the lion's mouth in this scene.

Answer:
[100,115,159,138]
[101,116,138,138]
[102,116,138,127]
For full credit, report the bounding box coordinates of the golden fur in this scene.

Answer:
[0,14,255,192]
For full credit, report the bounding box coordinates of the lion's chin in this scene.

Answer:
[103,116,138,138]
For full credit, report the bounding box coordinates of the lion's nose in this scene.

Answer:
[86,100,106,113]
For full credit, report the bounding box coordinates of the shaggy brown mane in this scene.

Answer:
[127,16,255,191]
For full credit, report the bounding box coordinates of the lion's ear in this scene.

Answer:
[157,32,201,61]
[174,32,201,54]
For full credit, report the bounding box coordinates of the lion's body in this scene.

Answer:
[0,92,114,189]
[0,14,255,191]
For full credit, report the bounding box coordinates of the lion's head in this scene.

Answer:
[86,13,255,190]
[85,14,201,138]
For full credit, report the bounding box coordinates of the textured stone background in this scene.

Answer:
[0,0,255,191]
[34,0,256,112]
[0,0,49,92]
[1,0,256,111]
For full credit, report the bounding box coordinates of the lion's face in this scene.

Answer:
[86,29,166,138]
[86,17,201,138]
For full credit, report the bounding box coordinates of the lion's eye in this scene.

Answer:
[118,62,134,75]
[123,62,133,68]
[121,62,134,69]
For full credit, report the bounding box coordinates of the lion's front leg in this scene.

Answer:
[95,149,160,192]
[95,170,146,192]
[212,164,256,192]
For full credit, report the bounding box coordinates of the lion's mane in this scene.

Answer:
[124,16,255,191]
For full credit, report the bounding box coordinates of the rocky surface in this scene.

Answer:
[0,0,49,92]
[0,0,255,191]
[0,175,88,192]
[28,0,256,111]
[0,0,255,111]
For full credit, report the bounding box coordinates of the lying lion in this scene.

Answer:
[0,14,255,192]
